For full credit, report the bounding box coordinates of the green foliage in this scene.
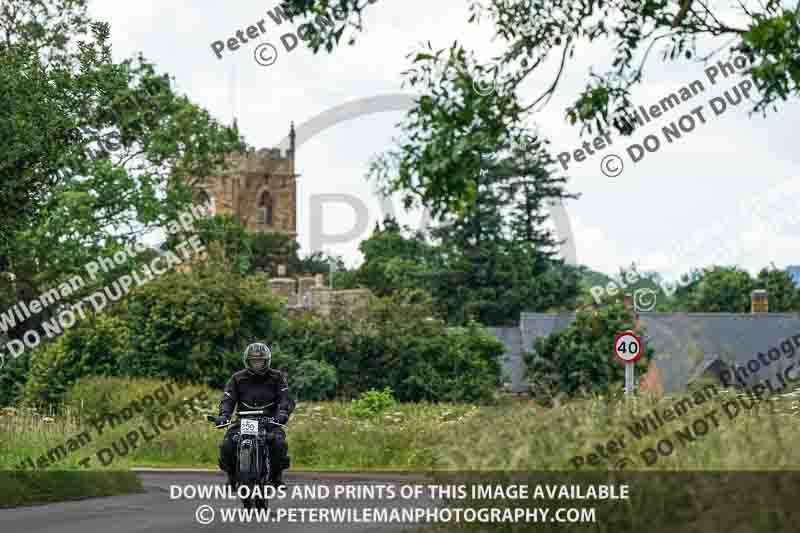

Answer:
[250,231,297,275]
[120,264,283,388]
[0,353,31,407]
[580,264,800,313]
[170,215,252,275]
[349,387,397,418]
[682,265,800,313]
[756,267,800,312]
[688,266,754,312]
[61,376,198,423]
[350,217,580,326]
[280,0,800,212]
[272,294,504,403]
[354,217,438,296]
[0,1,244,343]
[292,359,338,401]
[427,244,581,326]
[23,315,133,407]
[524,301,654,404]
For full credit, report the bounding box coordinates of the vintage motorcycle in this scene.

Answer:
[207,402,287,510]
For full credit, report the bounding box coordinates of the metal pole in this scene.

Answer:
[625,364,635,395]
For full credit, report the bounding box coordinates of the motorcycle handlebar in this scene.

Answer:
[205,413,286,429]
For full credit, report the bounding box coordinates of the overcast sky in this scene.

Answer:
[88,0,800,281]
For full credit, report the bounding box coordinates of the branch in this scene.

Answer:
[521,40,571,114]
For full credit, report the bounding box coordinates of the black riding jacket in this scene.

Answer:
[218,368,292,423]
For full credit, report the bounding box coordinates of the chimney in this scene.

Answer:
[751,289,768,313]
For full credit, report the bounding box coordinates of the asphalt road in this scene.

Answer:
[0,470,439,533]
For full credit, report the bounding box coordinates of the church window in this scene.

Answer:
[257,191,274,225]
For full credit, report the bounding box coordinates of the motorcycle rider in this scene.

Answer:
[217,342,292,487]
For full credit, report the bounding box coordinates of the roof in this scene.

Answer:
[487,327,526,391]
[495,312,800,393]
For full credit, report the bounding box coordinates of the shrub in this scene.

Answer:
[350,387,396,418]
[119,264,284,388]
[524,300,654,404]
[0,351,30,407]
[22,263,285,405]
[23,314,133,407]
[61,376,205,423]
[273,295,503,403]
[292,359,338,401]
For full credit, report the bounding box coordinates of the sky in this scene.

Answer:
[88,0,800,281]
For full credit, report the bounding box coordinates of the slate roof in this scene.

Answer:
[493,312,800,393]
[487,327,525,391]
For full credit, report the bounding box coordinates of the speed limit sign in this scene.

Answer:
[614,331,642,364]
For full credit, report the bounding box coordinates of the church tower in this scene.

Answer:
[190,123,298,239]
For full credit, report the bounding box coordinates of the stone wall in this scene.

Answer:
[308,288,373,317]
[265,273,373,317]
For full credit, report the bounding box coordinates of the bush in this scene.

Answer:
[524,300,654,404]
[23,314,133,407]
[350,387,396,418]
[273,294,504,403]
[19,265,502,407]
[61,376,205,423]
[119,264,284,388]
[292,359,337,401]
[0,352,30,407]
[22,263,285,405]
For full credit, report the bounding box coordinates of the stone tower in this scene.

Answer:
[190,123,298,239]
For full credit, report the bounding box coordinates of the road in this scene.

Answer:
[0,470,439,533]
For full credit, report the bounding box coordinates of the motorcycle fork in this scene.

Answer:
[236,433,270,483]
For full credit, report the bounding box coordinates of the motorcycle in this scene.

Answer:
[207,403,286,510]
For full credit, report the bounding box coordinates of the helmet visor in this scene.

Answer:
[248,356,267,371]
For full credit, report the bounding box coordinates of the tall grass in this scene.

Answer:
[4,378,800,471]
[5,376,800,520]
[0,377,477,471]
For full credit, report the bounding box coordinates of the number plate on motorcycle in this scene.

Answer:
[240,418,259,435]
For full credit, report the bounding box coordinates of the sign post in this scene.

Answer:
[614,331,642,395]
[624,364,634,395]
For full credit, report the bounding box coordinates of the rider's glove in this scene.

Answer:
[275,413,289,425]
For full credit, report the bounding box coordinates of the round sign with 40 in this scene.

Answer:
[614,331,642,364]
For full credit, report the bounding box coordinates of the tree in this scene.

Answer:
[0,0,94,246]
[354,217,438,296]
[250,232,299,275]
[280,0,800,211]
[524,301,654,404]
[688,266,754,312]
[0,0,244,342]
[755,266,800,312]
[420,135,580,325]
[166,214,253,275]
